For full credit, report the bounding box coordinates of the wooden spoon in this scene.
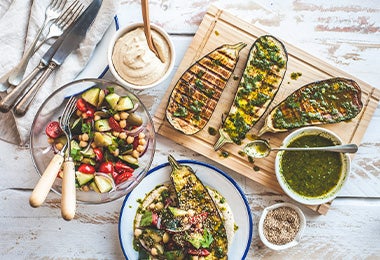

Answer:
[141,0,164,62]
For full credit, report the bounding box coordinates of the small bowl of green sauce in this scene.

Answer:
[275,127,351,205]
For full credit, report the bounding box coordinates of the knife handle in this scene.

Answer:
[14,62,56,116]
[0,63,44,113]
[29,153,64,208]
[61,159,76,221]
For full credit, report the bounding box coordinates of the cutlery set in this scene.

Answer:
[0,0,102,116]
[7,0,103,221]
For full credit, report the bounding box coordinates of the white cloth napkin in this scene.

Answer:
[0,0,119,145]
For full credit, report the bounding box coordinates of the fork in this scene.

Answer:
[59,96,77,221]
[29,142,67,208]
[34,0,84,54]
[7,0,67,86]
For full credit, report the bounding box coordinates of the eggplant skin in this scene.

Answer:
[168,155,229,259]
[166,42,246,135]
[221,35,288,144]
[267,77,363,131]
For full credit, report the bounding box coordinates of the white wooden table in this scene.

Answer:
[1,1,379,259]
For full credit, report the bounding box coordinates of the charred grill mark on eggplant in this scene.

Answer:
[214,35,288,150]
[259,77,363,135]
[166,42,247,135]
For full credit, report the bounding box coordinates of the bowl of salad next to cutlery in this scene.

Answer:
[30,78,156,204]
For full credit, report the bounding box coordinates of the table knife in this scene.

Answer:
[0,0,102,115]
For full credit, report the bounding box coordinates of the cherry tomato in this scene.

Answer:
[85,107,95,118]
[98,161,114,174]
[114,161,134,174]
[108,117,123,132]
[115,171,133,185]
[151,212,158,227]
[76,98,88,112]
[188,249,210,256]
[45,121,63,139]
[110,171,118,180]
[189,212,208,225]
[78,164,95,174]
[93,148,103,162]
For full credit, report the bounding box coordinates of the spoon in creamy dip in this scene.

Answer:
[141,0,164,62]
[243,139,358,158]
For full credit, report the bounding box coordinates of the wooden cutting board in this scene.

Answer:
[153,5,380,215]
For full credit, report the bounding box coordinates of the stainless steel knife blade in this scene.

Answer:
[13,0,103,116]
[51,0,102,66]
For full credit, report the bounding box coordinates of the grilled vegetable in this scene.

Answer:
[168,155,229,259]
[258,77,363,135]
[166,42,247,135]
[214,35,287,150]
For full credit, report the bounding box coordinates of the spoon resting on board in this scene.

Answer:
[141,0,164,62]
[243,139,358,158]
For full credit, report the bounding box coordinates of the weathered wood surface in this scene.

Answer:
[152,5,380,215]
[0,0,379,259]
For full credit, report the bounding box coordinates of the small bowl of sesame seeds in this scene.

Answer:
[258,202,306,250]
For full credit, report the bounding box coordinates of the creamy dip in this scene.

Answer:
[112,27,171,86]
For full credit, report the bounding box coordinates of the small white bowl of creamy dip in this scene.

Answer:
[108,22,175,89]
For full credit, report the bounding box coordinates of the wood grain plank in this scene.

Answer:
[153,5,380,214]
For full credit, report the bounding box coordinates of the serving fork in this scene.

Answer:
[34,0,84,54]
[59,96,77,221]
[7,0,67,87]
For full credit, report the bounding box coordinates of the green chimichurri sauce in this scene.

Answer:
[280,135,342,197]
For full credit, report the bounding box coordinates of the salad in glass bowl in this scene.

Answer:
[30,78,156,203]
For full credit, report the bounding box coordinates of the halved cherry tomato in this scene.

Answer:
[111,171,119,180]
[151,212,158,227]
[108,117,123,132]
[78,163,95,174]
[98,161,114,174]
[45,121,63,139]
[85,107,95,118]
[76,98,88,112]
[115,171,133,185]
[189,212,208,225]
[93,148,103,162]
[114,161,134,174]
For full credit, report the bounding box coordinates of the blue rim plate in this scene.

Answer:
[118,160,253,259]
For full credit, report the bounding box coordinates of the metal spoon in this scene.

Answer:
[243,139,358,158]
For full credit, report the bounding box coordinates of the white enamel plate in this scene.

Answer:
[118,160,253,259]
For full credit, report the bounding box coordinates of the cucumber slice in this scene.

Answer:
[90,181,100,193]
[80,147,96,158]
[105,92,120,110]
[97,89,106,107]
[70,117,83,135]
[94,132,114,147]
[76,171,94,186]
[94,175,113,193]
[116,96,134,111]
[82,87,101,107]
[94,119,111,132]
[119,155,139,169]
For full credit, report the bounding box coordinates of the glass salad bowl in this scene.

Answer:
[30,78,156,203]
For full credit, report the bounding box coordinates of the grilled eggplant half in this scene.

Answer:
[168,155,229,259]
[166,42,246,135]
[258,77,363,135]
[214,35,287,150]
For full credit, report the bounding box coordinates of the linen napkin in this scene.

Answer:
[0,0,119,145]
